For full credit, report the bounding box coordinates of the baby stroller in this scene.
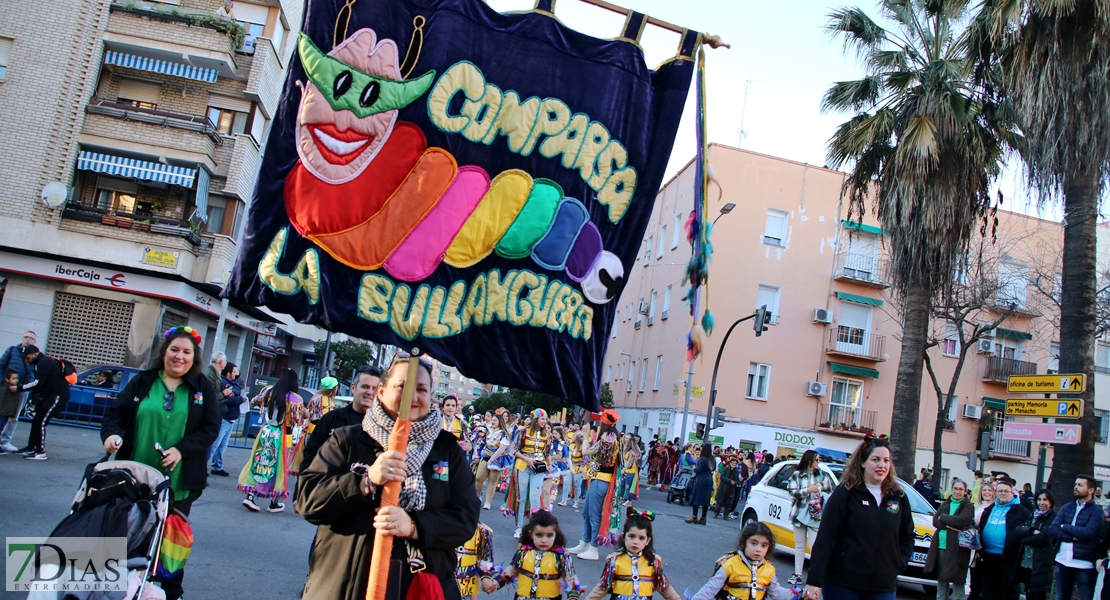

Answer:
[32,453,171,600]
[666,467,695,505]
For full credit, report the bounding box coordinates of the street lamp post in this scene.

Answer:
[678,203,735,446]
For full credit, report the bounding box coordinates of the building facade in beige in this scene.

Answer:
[0,0,331,388]
[606,143,1108,489]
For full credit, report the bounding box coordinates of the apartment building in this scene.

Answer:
[606,143,1107,487]
[0,0,326,386]
[430,361,495,405]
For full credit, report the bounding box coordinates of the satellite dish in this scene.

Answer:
[41,182,69,209]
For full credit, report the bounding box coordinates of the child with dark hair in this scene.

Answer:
[584,507,681,600]
[495,510,584,599]
[691,521,794,600]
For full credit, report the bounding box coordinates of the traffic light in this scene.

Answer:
[966,452,978,471]
[710,406,726,430]
[754,305,771,337]
[695,422,706,440]
[979,431,994,463]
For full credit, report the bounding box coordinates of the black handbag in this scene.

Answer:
[531,460,548,474]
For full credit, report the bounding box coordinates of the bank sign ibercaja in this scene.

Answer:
[224,0,699,409]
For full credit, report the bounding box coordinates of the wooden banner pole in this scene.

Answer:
[366,347,421,600]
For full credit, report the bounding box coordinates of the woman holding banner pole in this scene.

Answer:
[297,353,480,599]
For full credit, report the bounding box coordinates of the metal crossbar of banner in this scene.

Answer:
[533,0,731,48]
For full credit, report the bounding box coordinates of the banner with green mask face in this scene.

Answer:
[223,0,700,411]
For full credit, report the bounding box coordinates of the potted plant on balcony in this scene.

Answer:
[133,219,151,231]
[101,212,117,226]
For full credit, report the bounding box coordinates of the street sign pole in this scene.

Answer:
[1035,444,1047,492]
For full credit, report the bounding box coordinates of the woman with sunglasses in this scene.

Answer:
[804,435,915,600]
[101,326,221,600]
[297,353,480,600]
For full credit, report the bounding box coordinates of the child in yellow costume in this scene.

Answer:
[690,522,795,600]
[456,522,496,599]
[495,511,584,599]
[584,507,681,600]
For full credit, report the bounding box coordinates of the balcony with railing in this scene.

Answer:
[983,356,1038,382]
[82,106,219,164]
[106,3,241,77]
[61,203,202,246]
[825,328,887,362]
[817,403,878,437]
[225,134,261,201]
[990,434,1031,458]
[834,252,891,288]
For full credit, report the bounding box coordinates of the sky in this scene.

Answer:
[484,0,1068,221]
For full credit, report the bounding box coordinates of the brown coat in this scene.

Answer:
[924,497,975,582]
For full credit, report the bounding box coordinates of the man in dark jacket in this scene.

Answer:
[299,367,380,475]
[18,346,71,460]
[207,363,244,476]
[1047,475,1104,600]
[0,331,36,452]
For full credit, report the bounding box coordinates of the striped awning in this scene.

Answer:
[104,50,218,83]
[77,151,196,187]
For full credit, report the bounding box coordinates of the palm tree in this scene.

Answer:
[972,0,1110,499]
[824,0,1019,477]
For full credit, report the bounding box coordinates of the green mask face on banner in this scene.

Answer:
[298,34,436,118]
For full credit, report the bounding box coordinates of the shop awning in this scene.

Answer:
[827,361,880,379]
[104,50,219,83]
[78,151,196,187]
[996,327,1033,341]
[835,291,884,307]
[842,220,886,236]
[983,397,1006,410]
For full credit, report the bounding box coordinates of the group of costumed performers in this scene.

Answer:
[238,368,307,513]
[504,409,553,537]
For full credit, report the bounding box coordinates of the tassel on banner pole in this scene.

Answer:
[366,348,421,600]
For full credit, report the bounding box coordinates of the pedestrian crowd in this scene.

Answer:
[16,326,1110,600]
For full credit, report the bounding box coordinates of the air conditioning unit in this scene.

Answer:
[638,300,649,315]
[813,308,833,324]
[979,327,995,338]
[962,404,983,420]
[237,35,256,55]
[976,338,994,354]
[806,381,827,397]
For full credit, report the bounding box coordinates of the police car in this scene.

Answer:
[741,460,937,592]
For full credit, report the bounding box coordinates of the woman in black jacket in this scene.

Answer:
[685,441,715,524]
[804,436,915,600]
[970,478,1030,600]
[1016,490,1057,600]
[101,326,221,600]
[297,353,480,600]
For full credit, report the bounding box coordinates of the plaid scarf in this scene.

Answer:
[362,401,442,511]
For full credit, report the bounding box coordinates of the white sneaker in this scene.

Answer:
[577,546,599,561]
[558,500,569,507]
[0,443,17,452]
[567,540,589,554]
[572,502,579,509]
[483,502,491,510]
[25,452,47,461]
[513,528,522,539]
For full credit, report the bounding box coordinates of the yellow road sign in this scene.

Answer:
[1005,399,1084,418]
[1007,373,1086,394]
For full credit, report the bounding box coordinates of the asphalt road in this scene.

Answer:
[0,425,932,599]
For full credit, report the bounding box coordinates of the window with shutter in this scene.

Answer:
[0,37,12,80]
[46,293,134,370]
[117,78,161,108]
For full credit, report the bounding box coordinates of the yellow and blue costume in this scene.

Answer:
[495,544,583,599]
[586,549,677,600]
[689,551,785,600]
[456,523,495,596]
